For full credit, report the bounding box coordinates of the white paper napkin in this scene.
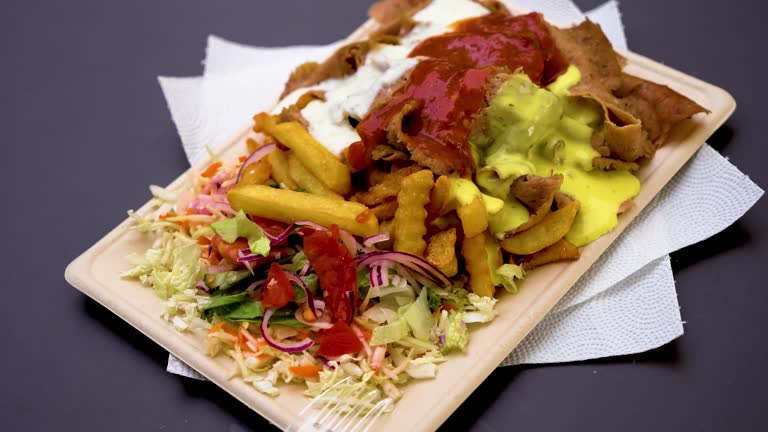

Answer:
[158,1,763,379]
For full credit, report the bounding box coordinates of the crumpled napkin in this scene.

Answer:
[157,0,763,379]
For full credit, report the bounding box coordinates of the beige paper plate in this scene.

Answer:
[65,9,735,432]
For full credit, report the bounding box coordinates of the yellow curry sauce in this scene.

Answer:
[472,66,641,247]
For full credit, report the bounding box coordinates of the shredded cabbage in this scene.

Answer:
[122,231,204,299]
[362,303,399,324]
[405,351,446,379]
[370,319,411,346]
[163,288,212,331]
[441,311,469,353]
[401,288,435,342]
[463,294,498,324]
[495,263,525,293]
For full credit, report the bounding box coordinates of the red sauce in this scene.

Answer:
[347,12,567,174]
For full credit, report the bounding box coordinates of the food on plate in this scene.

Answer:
[122,0,706,407]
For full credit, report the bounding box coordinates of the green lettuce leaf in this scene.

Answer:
[210,210,270,257]
[402,288,435,341]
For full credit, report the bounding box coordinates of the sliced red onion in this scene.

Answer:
[263,224,294,246]
[206,261,235,274]
[294,220,326,231]
[298,263,312,277]
[438,335,446,345]
[206,244,213,258]
[236,144,277,184]
[380,261,391,287]
[206,201,236,216]
[317,355,335,369]
[245,279,265,293]
[237,248,264,263]
[284,271,316,318]
[395,264,420,289]
[363,232,390,248]
[357,251,451,287]
[195,280,210,293]
[294,309,334,329]
[260,308,314,353]
[313,299,326,318]
[369,265,385,291]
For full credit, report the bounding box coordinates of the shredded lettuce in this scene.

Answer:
[126,210,180,232]
[463,294,498,324]
[405,351,447,379]
[122,231,204,299]
[210,210,270,257]
[370,319,411,346]
[441,311,469,353]
[149,184,179,203]
[362,303,399,325]
[401,288,435,342]
[495,263,525,293]
[162,288,212,331]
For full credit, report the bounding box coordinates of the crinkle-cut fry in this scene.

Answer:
[354,165,423,206]
[457,197,488,238]
[266,148,297,189]
[238,159,272,186]
[371,199,398,220]
[461,232,495,297]
[393,170,434,257]
[519,238,580,271]
[287,152,343,199]
[426,228,458,277]
[253,113,350,195]
[500,200,581,255]
[426,175,452,220]
[228,185,378,237]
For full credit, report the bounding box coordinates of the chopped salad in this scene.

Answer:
[122,154,517,403]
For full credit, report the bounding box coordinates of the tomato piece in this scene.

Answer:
[249,215,291,241]
[211,235,249,265]
[303,225,358,323]
[261,263,296,309]
[318,321,364,357]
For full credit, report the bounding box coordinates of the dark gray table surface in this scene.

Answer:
[3,0,766,431]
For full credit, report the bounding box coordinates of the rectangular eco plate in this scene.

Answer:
[65,8,735,432]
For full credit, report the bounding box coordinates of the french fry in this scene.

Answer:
[426,228,458,277]
[238,159,272,186]
[287,152,342,199]
[354,165,423,206]
[371,199,398,220]
[500,200,581,255]
[461,232,496,297]
[228,185,378,237]
[255,115,351,195]
[457,197,488,238]
[266,149,297,189]
[365,166,389,187]
[519,238,580,271]
[393,170,434,256]
[245,137,261,154]
[426,175,452,219]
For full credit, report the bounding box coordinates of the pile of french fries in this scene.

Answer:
[227,113,583,298]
